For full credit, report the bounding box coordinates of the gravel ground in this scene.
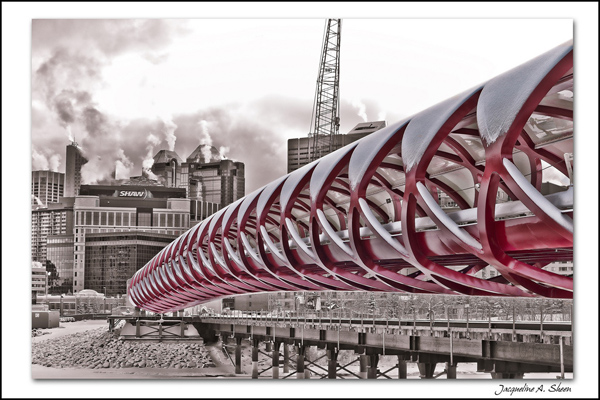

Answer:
[31,320,225,379]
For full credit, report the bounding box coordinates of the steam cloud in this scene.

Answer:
[142,133,161,180]
[351,99,368,122]
[32,149,61,172]
[31,20,188,179]
[31,20,398,193]
[198,120,214,163]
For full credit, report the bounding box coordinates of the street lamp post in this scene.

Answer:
[103,287,107,314]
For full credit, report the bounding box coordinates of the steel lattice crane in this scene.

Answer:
[309,19,342,162]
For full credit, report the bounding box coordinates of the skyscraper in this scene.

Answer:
[65,142,88,197]
[31,197,75,264]
[71,184,190,293]
[31,170,64,208]
[150,145,245,226]
[150,150,183,188]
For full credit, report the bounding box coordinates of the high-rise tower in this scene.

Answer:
[31,170,65,208]
[150,150,183,188]
[65,142,88,197]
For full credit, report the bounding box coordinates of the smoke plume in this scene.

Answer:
[32,148,61,172]
[161,117,177,151]
[141,133,161,180]
[219,146,230,160]
[351,99,369,122]
[198,119,214,163]
[31,20,189,174]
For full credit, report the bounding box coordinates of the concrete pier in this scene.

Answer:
[251,339,259,379]
[296,345,305,379]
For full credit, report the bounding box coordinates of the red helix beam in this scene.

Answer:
[128,41,574,313]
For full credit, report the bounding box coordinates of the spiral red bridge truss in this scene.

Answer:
[128,41,574,313]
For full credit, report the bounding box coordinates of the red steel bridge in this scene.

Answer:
[128,40,574,314]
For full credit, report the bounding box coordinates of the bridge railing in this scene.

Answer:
[201,309,572,345]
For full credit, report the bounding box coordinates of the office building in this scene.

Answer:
[543,261,573,276]
[32,170,64,208]
[222,293,269,312]
[32,262,48,299]
[65,142,88,197]
[150,150,183,188]
[31,197,75,263]
[46,235,75,294]
[150,145,245,226]
[189,199,221,226]
[72,184,190,293]
[287,121,387,173]
[84,232,178,296]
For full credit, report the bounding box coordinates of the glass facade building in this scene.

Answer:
[46,234,75,294]
[84,233,176,296]
[150,146,245,222]
[31,198,74,263]
[72,185,189,293]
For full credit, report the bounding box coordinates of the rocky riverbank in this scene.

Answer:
[32,327,213,369]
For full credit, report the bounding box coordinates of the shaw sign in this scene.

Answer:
[118,189,148,199]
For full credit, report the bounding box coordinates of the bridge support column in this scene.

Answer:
[397,358,408,379]
[359,355,369,379]
[368,353,379,379]
[272,341,280,379]
[135,319,141,338]
[418,362,437,379]
[235,337,243,375]
[296,345,305,379]
[477,359,494,373]
[251,339,259,379]
[327,347,338,379]
[283,343,290,373]
[304,346,311,379]
[265,341,272,352]
[446,362,457,379]
[491,372,524,379]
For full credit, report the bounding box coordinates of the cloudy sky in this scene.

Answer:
[31,18,574,193]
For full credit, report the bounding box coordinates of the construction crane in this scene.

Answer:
[309,19,342,163]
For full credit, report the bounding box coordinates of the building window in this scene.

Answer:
[137,211,152,227]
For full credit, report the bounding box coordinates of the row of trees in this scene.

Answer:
[316,292,573,322]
